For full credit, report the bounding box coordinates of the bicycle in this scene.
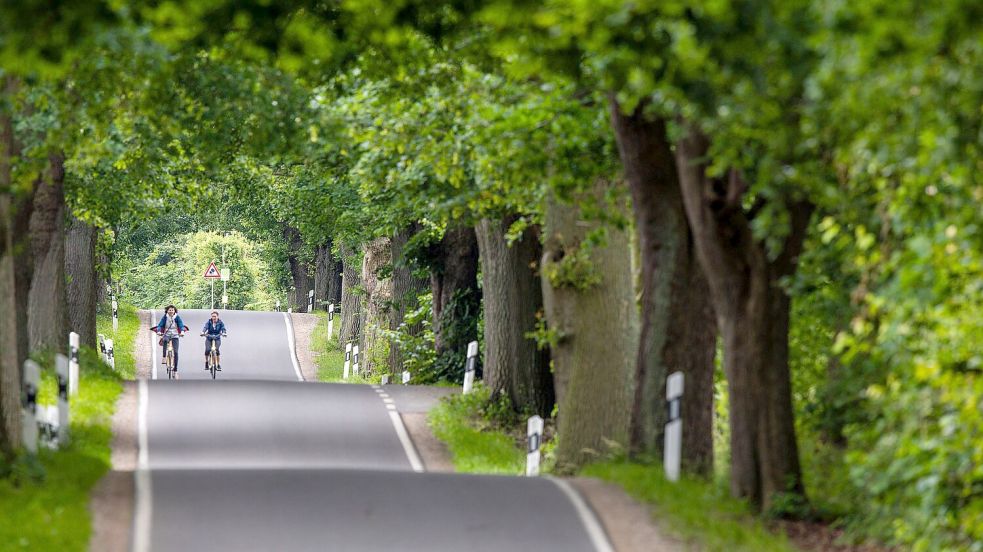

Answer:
[165,337,177,379]
[203,332,226,379]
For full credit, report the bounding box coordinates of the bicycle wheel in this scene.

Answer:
[210,350,217,379]
[166,344,175,380]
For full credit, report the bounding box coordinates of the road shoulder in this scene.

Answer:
[289,312,319,381]
[88,311,147,552]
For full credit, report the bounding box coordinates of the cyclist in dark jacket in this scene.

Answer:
[155,305,189,374]
[201,311,227,371]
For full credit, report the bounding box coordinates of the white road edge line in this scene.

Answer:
[548,477,615,552]
[387,410,424,473]
[282,313,304,382]
[150,310,157,380]
[133,379,152,552]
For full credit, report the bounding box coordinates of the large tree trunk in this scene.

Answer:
[27,152,67,353]
[338,243,363,347]
[388,225,427,376]
[541,182,638,471]
[675,126,811,511]
[313,242,331,312]
[0,96,33,456]
[66,214,98,348]
[610,101,716,475]
[283,225,312,312]
[360,237,392,375]
[476,216,554,417]
[326,245,343,307]
[429,224,480,382]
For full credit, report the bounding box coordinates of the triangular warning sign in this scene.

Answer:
[203,262,222,279]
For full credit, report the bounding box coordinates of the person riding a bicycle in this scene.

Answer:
[201,311,227,371]
[154,305,189,374]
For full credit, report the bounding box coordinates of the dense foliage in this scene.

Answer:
[1,1,979,548]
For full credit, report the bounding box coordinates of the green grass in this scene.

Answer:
[0,344,124,550]
[581,462,798,552]
[96,302,141,379]
[311,311,380,384]
[427,385,525,474]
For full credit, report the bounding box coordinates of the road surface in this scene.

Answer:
[136,308,611,551]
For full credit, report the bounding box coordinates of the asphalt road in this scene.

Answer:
[136,309,611,552]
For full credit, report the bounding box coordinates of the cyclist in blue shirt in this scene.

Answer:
[201,311,228,371]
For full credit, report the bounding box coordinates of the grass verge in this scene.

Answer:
[0,304,136,550]
[312,312,381,384]
[425,384,799,550]
[427,385,525,474]
[581,461,798,552]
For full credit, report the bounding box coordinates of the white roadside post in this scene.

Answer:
[98,334,107,362]
[343,342,352,379]
[308,289,314,313]
[111,299,119,332]
[381,375,390,385]
[222,267,231,309]
[401,370,411,385]
[327,303,335,339]
[22,360,40,454]
[352,345,360,376]
[664,371,684,482]
[56,353,70,446]
[106,338,115,370]
[275,300,281,312]
[69,332,80,395]
[462,340,478,394]
[526,415,544,476]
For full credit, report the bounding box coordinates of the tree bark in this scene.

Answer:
[66,214,98,348]
[326,245,343,307]
[476,216,554,417]
[610,100,716,475]
[429,224,480,382]
[313,241,331,312]
[388,225,428,376]
[283,225,312,312]
[27,152,67,353]
[541,182,638,471]
[0,95,33,456]
[360,237,392,375]
[338,243,363,347]
[675,125,811,511]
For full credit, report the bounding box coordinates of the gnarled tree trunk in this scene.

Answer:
[313,242,331,312]
[476,216,553,417]
[610,100,716,475]
[541,182,638,471]
[429,224,480,382]
[676,125,811,511]
[360,237,392,375]
[27,152,67,353]
[283,225,312,312]
[66,214,98,348]
[388,225,427,376]
[338,243,363,347]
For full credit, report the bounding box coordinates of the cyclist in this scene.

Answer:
[155,305,190,376]
[200,310,227,371]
